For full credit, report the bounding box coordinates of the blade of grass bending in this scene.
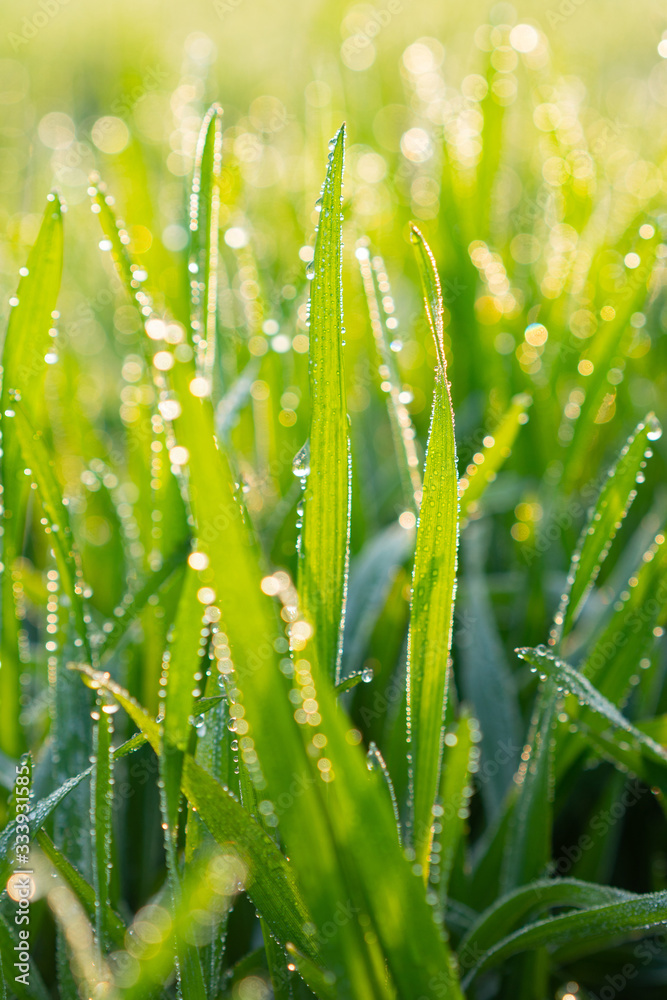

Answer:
[462,889,667,985]
[70,664,317,961]
[0,192,63,757]
[298,125,350,684]
[458,393,531,521]
[407,224,459,881]
[458,878,634,961]
[501,678,558,893]
[190,104,223,379]
[553,527,667,784]
[517,646,667,775]
[551,413,660,647]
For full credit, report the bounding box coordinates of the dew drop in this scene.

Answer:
[292,440,311,478]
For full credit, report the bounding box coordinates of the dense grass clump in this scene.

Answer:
[1,13,667,1000]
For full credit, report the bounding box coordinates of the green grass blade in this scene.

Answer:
[98,547,187,662]
[458,878,634,961]
[0,192,63,756]
[551,413,661,646]
[90,707,114,952]
[190,104,222,379]
[462,889,667,985]
[407,224,459,880]
[517,645,667,773]
[298,124,350,684]
[261,920,292,1000]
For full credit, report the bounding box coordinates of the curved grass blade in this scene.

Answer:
[190,104,223,379]
[462,889,667,985]
[298,124,350,684]
[407,224,459,880]
[458,878,634,961]
[0,192,63,757]
[517,645,667,775]
[551,414,661,647]
[579,526,667,699]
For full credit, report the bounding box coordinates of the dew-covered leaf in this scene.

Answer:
[551,414,661,646]
[517,645,667,778]
[458,877,634,962]
[462,889,667,986]
[407,224,459,879]
[298,125,350,684]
